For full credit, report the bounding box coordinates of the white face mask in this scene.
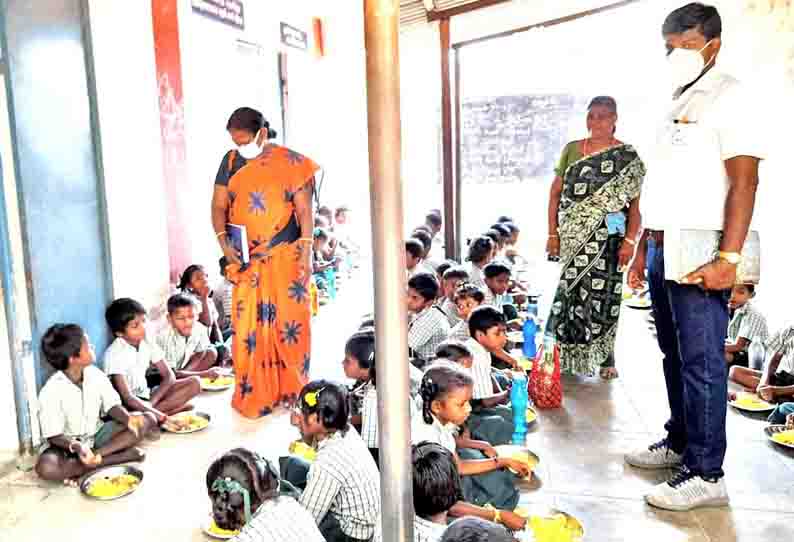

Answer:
[667,40,714,91]
[237,132,262,159]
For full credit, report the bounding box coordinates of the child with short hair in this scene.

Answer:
[412,230,434,260]
[438,266,470,327]
[178,264,223,345]
[435,259,456,286]
[313,228,338,298]
[448,284,485,343]
[290,381,380,542]
[464,307,515,444]
[206,448,324,542]
[373,441,463,542]
[412,363,527,531]
[729,325,794,405]
[406,239,433,279]
[436,341,473,369]
[35,324,156,483]
[408,273,451,364]
[104,298,201,426]
[214,257,234,342]
[465,237,494,290]
[724,284,768,367]
[156,293,221,379]
[482,263,511,313]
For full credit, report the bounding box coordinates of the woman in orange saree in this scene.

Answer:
[211,107,318,418]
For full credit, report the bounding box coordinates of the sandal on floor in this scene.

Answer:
[600,367,619,380]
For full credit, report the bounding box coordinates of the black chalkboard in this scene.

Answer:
[461,94,587,184]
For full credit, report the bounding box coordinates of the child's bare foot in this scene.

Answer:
[63,478,79,488]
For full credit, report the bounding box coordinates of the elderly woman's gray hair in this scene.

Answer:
[588,95,617,113]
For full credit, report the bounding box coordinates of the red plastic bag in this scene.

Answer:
[529,341,562,409]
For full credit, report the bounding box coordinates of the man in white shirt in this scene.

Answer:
[625,3,764,512]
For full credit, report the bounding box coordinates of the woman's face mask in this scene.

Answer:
[667,39,714,91]
[237,130,263,159]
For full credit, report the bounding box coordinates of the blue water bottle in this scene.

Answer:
[522,316,537,359]
[510,371,529,445]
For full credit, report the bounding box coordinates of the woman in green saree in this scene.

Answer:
[546,97,646,379]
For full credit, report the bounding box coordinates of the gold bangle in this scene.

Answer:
[548,235,559,239]
[493,509,502,524]
[215,231,227,238]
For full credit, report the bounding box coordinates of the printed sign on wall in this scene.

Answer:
[280,22,308,51]
[191,0,244,30]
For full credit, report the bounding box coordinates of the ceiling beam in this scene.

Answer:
[453,0,642,48]
[426,0,511,22]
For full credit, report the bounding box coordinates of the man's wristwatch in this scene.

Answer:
[718,251,742,265]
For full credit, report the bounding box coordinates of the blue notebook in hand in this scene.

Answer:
[226,223,250,264]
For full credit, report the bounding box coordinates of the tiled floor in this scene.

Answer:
[1,267,793,541]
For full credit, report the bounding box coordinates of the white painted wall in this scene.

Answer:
[87,0,171,320]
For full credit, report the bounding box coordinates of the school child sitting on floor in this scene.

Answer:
[104,298,201,427]
[501,222,522,263]
[448,283,485,343]
[729,324,794,408]
[206,448,324,542]
[465,236,494,290]
[436,341,473,370]
[768,402,794,427]
[463,307,515,445]
[35,324,156,484]
[214,257,234,343]
[285,381,380,542]
[178,264,224,346]
[408,273,451,365]
[373,441,464,542]
[156,293,222,379]
[345,328,421,467]
[724,284,768,367]
[313,228,339,299]
[412,363,528,531]
[438,266,470,328]
[435,260,456,288]
[406,239,434,279]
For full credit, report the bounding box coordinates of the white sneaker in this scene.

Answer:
[645,468,729,511]
[625,439,683,470]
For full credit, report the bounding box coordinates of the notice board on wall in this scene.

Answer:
[460,94,586,184]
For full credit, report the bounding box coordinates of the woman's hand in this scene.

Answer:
[298,257,312,288]
[617,240,635,271]
[546,236,560,258]
[497,510,527,531]
[222,242,242,267]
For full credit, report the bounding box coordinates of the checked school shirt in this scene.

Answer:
[232,495,325,542]
[766,326,794,376]
[300,426,380,540]
[727,302,768,346]
[409,306,451,361]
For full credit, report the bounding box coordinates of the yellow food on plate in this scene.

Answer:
[207,519,240,537]
[733,393,772,409]
[525,407,537,424]
[201,376,234,389]
[772,430,794,445]
[529,513,583,542]
[86,474,139,498]
[170,414,209,432]
[289,440,317,461]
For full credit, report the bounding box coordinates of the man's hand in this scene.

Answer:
[758,385,776,402]
[627,254,647,290]
[222,243,242,267]
[681,260,736,291]
[617,241,635,271]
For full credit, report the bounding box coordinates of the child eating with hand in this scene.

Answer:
[35,324,156,484]
[724,284,768,367]
[288,381,380,542]
[104,298,201,429]
[206,448,324,542]
[412,363,527,531]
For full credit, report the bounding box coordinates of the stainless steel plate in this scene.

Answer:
[80,465,143,501]
[163,411,212,434]
[765,424,794,450]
